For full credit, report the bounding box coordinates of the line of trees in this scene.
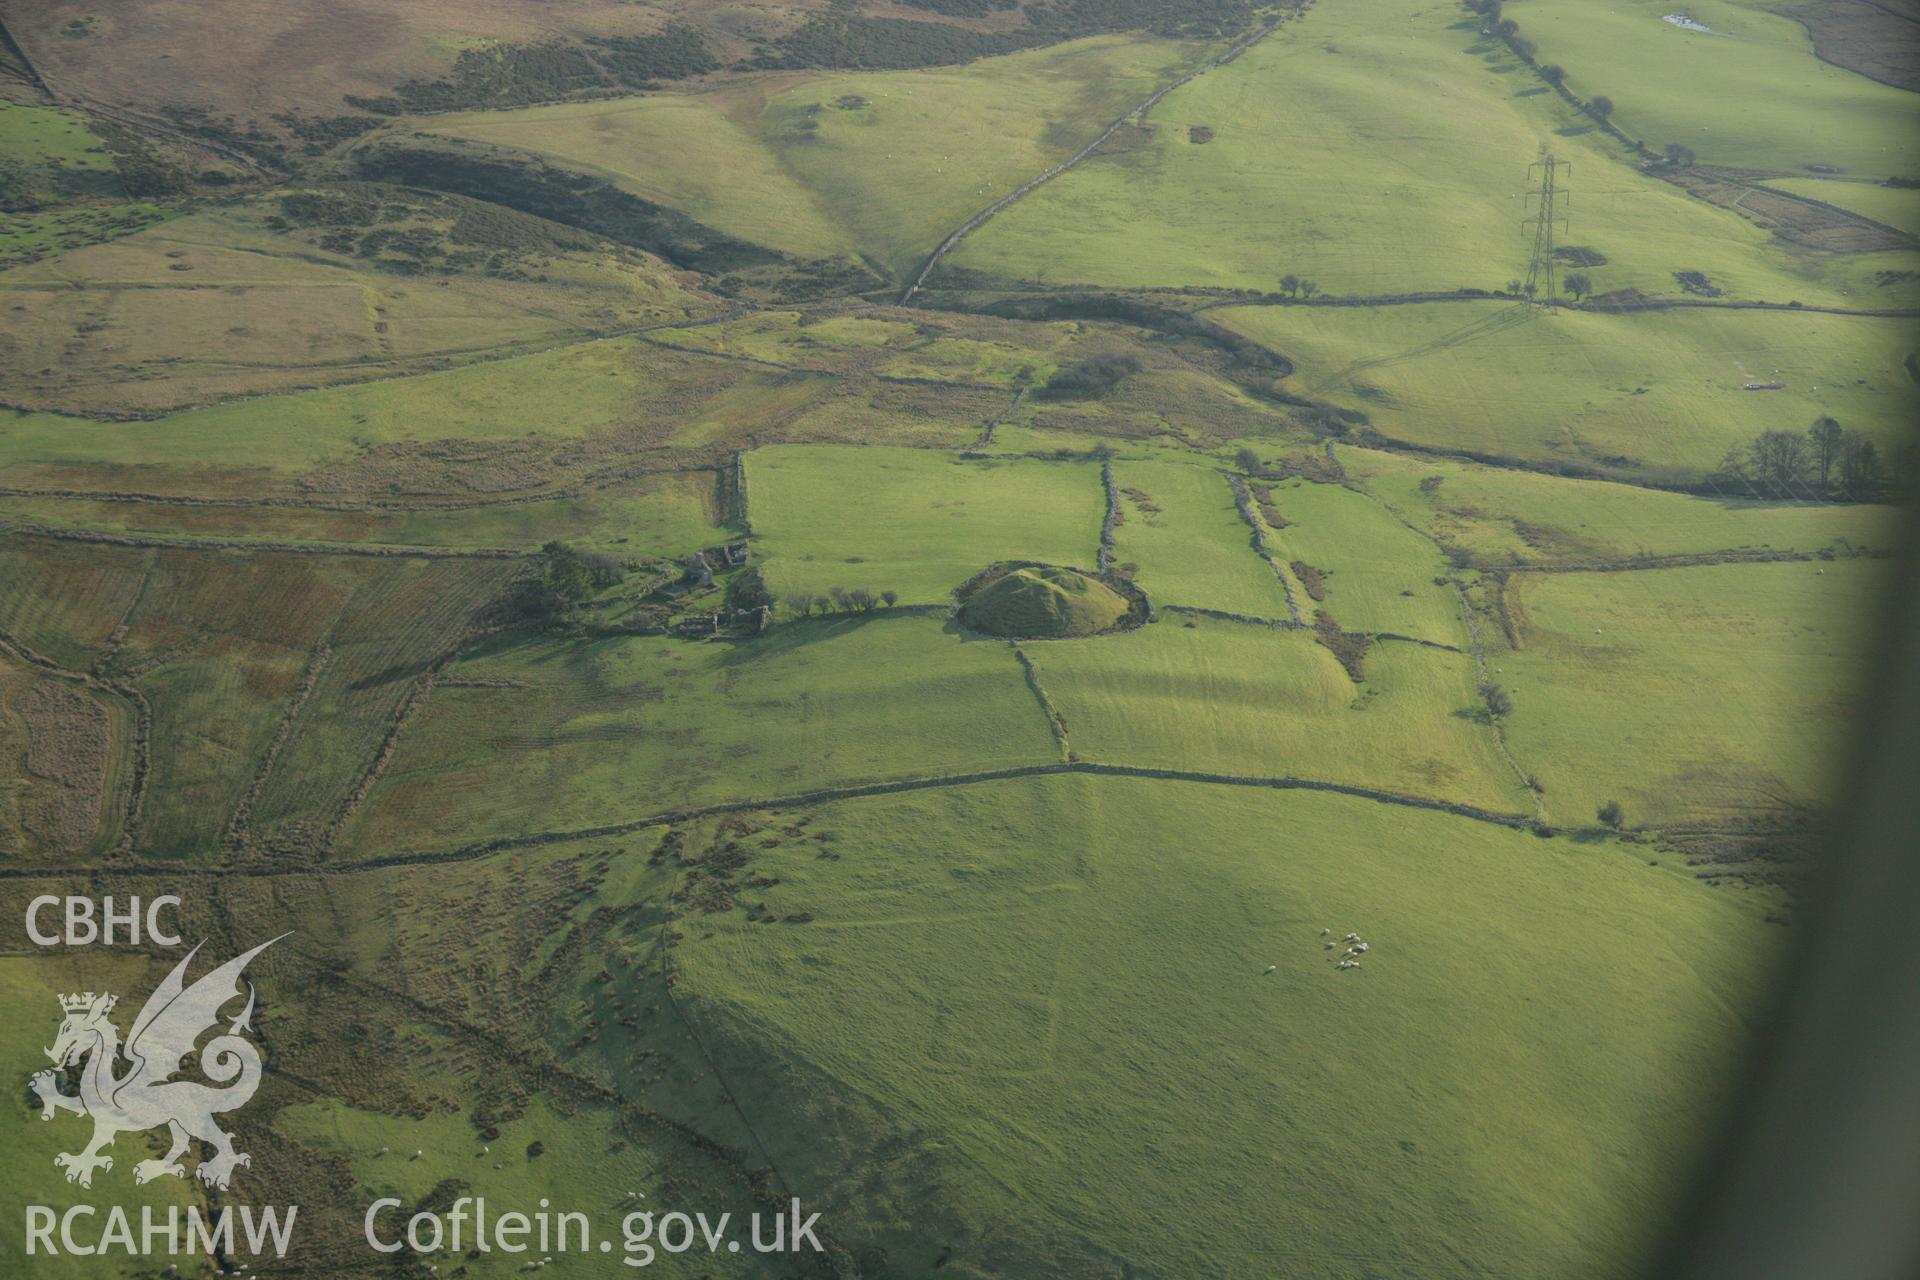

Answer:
[788,587,900,617]
[1468,0,1696,174]
[1716,417,1893,500]
[1278,274,1320,299]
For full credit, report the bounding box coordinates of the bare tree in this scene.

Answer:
[1837,431,1882,498]
[1479,680,1514,719]
[1749,429,1813,497]
[1808,416,1843,490]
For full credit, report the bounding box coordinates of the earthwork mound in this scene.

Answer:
[953,562,1149,639]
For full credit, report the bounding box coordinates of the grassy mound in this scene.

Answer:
[959,565,1130,638]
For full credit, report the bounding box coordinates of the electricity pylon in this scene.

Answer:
[1521,154,1570,301]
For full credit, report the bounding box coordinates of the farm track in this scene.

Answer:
[0,761,1538,878]
[898,5,1308,305]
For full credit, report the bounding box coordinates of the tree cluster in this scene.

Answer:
[509,541,625,624]
[1479,680,1514,720]
[1716,418,1890,500]
[789,587,900,617]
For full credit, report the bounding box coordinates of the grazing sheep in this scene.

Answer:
[1263,964,1277,974]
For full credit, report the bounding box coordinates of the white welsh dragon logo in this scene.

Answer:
[31,936,285,1191]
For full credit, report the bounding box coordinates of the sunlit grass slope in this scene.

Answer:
[1343,446,1905,566]
[950,0,1906,305]
[346,616,1061,853]
[672,773,1777,1278]
[1516,0,1918,174]
[1217,302,1918,476]
[1494,557,1891,826]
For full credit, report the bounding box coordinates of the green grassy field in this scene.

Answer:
[1492,557,1891,826]
[414,34,1204,283]
[346,615,1063,854]
[945,0,1915,308]
[1025,614,1527,813]
[746,444,1104,604]
[1259,477,1466,644]
[1108,459,1292,616]
[1343,446,1906,567]
[764,35,1205,281]
[1514,0,1919,174]
[669,773,1776,1278]
[1217,301,1919,477]
[416,92,862,262]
